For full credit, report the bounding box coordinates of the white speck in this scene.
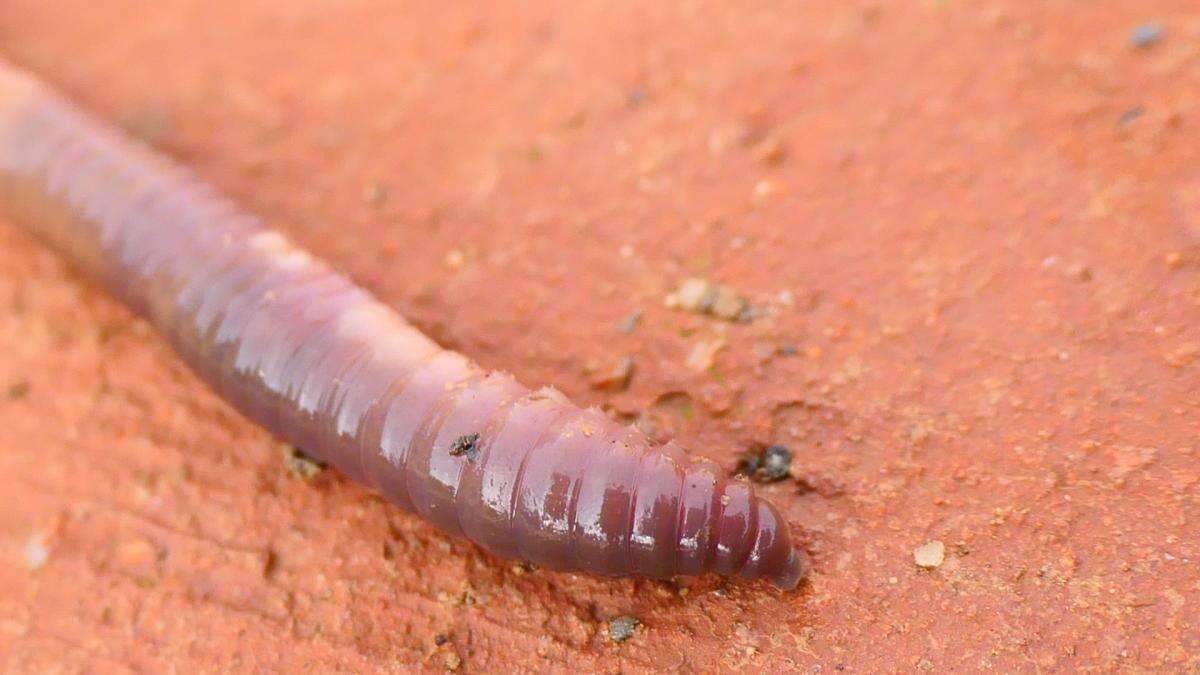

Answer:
[913,540,946,569]
[24,534,48,570]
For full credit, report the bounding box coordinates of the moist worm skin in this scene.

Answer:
[0,63,808,589]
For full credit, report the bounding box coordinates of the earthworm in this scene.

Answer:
[0,62,808,589]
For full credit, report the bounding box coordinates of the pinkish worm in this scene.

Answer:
[0,62,807,589]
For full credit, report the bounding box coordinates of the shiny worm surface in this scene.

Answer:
[0,62,807,589]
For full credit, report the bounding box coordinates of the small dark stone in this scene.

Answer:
[759,445,793,481]
[434,634,449,646]
[608,616,639,643]
[734,444,793,483]
[449,433,480,460]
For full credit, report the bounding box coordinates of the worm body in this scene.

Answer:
[0,63,807,589]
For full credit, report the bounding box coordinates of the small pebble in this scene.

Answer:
[913,540,946,569]
[608,616,640,643]
[24,534,48,570]
[615,311,642,334]
[735,445,793,483]
[1129,22,1163,49]
[281,445,325,480]
[665,278,750,322]
[686,338,726,372]
[590,355,635,390]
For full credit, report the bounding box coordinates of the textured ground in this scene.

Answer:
[0,1,1197,672]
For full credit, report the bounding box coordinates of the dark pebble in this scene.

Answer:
[734,444,793,483]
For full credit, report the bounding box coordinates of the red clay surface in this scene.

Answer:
[0,1,1197,671]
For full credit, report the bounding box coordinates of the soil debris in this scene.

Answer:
[913,540,946,569]
[6,380,29,399]
[686,337,727,371]
[24,533,49,570]
[734,444,794,483]
[448,433,481,459]
[615,311,642,334]
[589,355,635,390]
[1129,22,1163,49]
[754,136,787,165]
[608,616,640,643]
[665,278,750,322]
[510,561,537,576]
[281,445,326,480]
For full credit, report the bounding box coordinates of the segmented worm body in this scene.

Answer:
[0,63,807,588]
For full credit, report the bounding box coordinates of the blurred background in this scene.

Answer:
[0,1,1197,671]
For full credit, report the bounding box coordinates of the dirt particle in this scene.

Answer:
[686,337,727,372]
[914,540,946,569]
[449,433,481,460]
[511,561,537,576]
[281,445,326,480]
[441,651,461,671]
[916,658,935,671]
[6,381,29,399]
[589,355,634,390]
[1129,22,1163,49]
[608,616,639,643]
[434,633,449,646]
[665,278,749,322]
[24,533,49,570]
[734,444,793,483]
[1116,108,1145,131]
[1065,262,1092,281]
[754,136,787,165]
[262,549,279,578]
[615,311,642,334]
